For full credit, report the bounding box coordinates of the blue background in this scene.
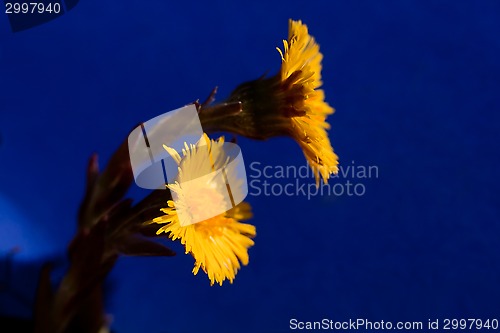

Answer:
[1,1,499,332]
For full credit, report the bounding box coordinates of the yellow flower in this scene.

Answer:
[277,19,339,184]
[146,134,256,286]
[200,19,338,185]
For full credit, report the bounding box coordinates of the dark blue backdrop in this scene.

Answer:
[1,1,499,332]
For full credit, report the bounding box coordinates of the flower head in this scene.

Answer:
[200,19,338,185]
[146,134,256,286]
[277,20,339,184]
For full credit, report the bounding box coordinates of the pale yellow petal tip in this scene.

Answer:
[200,133,210,145]
[163,144,182,164]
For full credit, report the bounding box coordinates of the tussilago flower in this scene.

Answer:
[200,19,338,185]
[277,20,339,184]
[146,134,256,286]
